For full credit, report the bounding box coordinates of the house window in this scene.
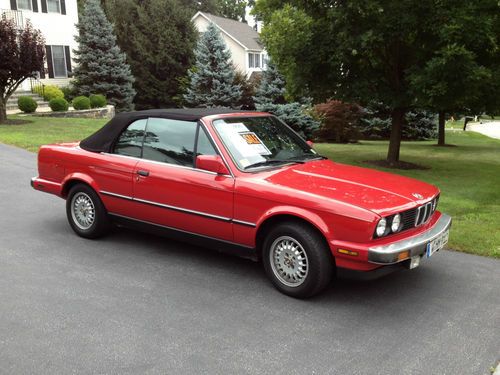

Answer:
[51,45,67,77]
[47,0,61,13]
[248,53,261,69]
[16,0,32,10]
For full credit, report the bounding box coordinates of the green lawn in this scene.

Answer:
[1,115,499,258]
[0,115,107,152]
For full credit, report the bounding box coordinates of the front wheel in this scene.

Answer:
[262,221,334,298]
[66,184,110,239]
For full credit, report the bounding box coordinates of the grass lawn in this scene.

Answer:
[0,115,498,258]
[0,115,107,152]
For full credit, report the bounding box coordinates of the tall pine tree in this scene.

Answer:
[73,0,135,111]
[104,0,197,109]
[253,61,286,105]
[184,23,242,108]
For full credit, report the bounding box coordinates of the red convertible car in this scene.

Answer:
[32,108,451,298]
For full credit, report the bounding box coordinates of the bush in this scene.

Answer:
[49,97,69,112]
[360,102,437,140]
[17,96,38,113]
[89,94,107,108]
[314,100,364,143]
[61,85,77,101]
[72,96,91,110]
[34,85,64,101]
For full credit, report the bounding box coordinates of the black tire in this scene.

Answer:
[262,221,334,298]
[66,183,110,239]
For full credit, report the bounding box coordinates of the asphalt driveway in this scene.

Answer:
[0,143,499,375]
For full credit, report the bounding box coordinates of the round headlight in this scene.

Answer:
[376,218,387,237]
[391,214,402,232]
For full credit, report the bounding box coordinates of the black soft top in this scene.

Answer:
[79,108,246,153]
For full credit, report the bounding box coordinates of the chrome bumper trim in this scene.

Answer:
[368,214,452,264]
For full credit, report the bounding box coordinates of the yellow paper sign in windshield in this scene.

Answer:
[240,132,262,145]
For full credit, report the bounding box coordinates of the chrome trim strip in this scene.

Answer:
[100,190,256,227]
[368,213,452,264]
[108,212,254,249]
[232,219,257,228]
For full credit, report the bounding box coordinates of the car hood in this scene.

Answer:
[259,159,439,216]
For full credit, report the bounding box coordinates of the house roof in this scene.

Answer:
[193,12,263,51]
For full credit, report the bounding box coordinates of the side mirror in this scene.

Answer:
[196,155,230,175]
[306,140,314,148]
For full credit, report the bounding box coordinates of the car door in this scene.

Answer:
[131,117,235,242]
[93,118,146,217]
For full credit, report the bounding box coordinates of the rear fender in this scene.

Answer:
[61,173,100,198]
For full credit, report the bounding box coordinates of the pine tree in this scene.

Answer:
[73,0,135,111]
[253,61,286,105]
[184,23,242,108]
[254,61,318,139]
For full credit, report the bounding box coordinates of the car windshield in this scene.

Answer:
[212,116,321,170]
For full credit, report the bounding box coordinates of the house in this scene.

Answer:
[1,0,78,90]
[192,11,267,78]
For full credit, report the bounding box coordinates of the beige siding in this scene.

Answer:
[193,16,247,74]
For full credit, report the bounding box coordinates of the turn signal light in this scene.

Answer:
[397,250,410,261]
[338,249,358,256]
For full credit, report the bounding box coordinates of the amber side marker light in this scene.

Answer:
[338,249,358,256]
[397,250,410,261]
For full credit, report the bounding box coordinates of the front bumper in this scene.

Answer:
[368,213,452,264]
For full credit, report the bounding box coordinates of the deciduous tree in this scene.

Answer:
[0,17,45,122]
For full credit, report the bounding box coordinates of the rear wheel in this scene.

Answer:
[66,184,110,239]
[262,221,334,298]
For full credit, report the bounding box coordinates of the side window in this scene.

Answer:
[114,119,147,158]
[196,127,217,157]
[142,118,197,167]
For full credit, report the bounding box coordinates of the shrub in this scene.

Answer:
[314,100,364,143]
[89,94,107,108]
[72,96,91,110]
[360,102,437,140]
[34,85,64,101]
[49,97,69,112]
[17,96,38,113]
[61,85,77,101]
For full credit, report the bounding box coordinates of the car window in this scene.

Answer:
[142,118,197,167]
[114,119,147,158]
[196,127,217,157]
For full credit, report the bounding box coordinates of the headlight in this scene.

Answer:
[376,218,387,237]
[391,214,402,232]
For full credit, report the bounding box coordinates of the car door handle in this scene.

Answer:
[137,170,150,177]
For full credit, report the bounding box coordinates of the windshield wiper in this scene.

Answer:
[244,159,305,170]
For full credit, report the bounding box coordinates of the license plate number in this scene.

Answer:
[426,229,449,258]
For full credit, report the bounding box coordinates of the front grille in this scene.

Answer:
[401,208,418,230]
[400,194,440,231]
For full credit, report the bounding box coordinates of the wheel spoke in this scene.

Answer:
[269,236,309,287]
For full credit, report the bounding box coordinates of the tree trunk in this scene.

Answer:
[386,107,405,165]
[0,99,7,123]
[437,110,446,146]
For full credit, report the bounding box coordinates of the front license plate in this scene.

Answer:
[426,229,449,258]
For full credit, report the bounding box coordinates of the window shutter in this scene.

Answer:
[10,0,17,10]
[60,0,66,15]
[41,0,47,13]
[45,46,54,78]
[32,0,38,12]
[64,46,71,73]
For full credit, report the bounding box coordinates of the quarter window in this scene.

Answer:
[142,118,197,167]
[114,119,147,158]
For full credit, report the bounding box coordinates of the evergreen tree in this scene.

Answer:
[73,0,135,111]
[253,61,286,105]
[184,23,242,108]
[254,61,318,139]
[104,0,197,109]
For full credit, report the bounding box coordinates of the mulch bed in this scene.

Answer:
[364,159,430,170]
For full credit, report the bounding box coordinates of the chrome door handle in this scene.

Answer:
[137,170,150,177]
